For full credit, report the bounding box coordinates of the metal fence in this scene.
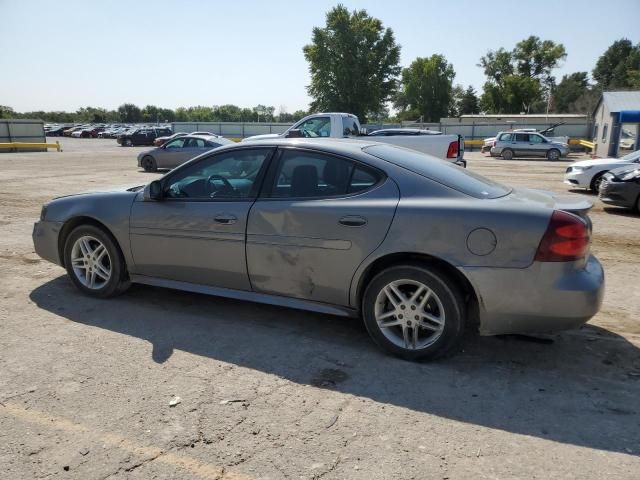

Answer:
[172,122,291,138]
[172,119,592,144]
[0,119,46,152]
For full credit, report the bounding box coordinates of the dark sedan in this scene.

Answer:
[599,165,640,212]
[118,127,172,147]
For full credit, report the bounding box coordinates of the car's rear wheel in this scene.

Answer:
[362,265,465,361]
[501,149,514,160]
[142,156,157,172]
[546,149,561,161]
[590,172,605,192]
[63,225,129,298]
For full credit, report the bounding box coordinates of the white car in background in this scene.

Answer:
[564,149,640,191]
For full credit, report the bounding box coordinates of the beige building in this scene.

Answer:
[592,91,640,158]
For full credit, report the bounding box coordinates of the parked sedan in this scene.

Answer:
[491,131,570,160]
[137,135,234,171]
[32,139,604,360]
[565,149,640,192]
[599,164,640,211]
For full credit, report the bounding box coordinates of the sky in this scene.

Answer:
[1,0,639,113]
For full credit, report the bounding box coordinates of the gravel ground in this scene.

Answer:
[1,138,639,479]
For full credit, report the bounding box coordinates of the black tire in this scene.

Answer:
[362,265,466,361]
[635,194,640,213]
[124,138,132,147]
[546,148,560,161]
[501,149,514,160]
[142,156,157,172]
[63,224,130,298]
[590,172,605,193]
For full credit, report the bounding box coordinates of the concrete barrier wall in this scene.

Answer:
[0,119,46,152]
[172,118,592,141]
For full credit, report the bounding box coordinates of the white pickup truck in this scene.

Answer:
[242,112,466,167]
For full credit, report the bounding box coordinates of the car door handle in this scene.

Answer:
[339,215,367,227]
[214,214,237,225]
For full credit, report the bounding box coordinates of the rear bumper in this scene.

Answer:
[462,255,604,336]
[32,221,63,266]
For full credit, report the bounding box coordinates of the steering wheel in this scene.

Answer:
[206,175,234,197]
[301,129,311,138]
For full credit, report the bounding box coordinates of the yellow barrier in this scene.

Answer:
[569,138,594,150]
[464,139,485,146]
[0,141,62,152]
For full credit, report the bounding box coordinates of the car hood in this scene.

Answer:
[607,165,640,179]
[508,187,593,218]
[52,185,144,201]
[569,158,630,168]
[242,133,282,142]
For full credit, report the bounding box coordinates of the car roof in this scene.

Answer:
[227,137,381,152]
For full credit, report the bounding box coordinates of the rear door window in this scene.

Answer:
[514,133,528,142]
[364,144,511,199]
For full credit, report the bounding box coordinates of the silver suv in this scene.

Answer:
[491,131,569,161]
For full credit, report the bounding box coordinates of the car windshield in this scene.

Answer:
[620,149,640,161]
[363,144,512,199]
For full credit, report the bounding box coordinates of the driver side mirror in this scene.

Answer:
[285,129,303,138]
[145,180,163,201]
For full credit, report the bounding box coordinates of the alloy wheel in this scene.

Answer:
[374,279,445,350]
[70,235,112,289]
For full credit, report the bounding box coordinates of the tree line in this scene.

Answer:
[0,103,309,125]
[304,5,640,122]
[2,5,639,125]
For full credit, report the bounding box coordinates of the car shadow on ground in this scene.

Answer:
[30,277,640,456]
[603,206,639,217]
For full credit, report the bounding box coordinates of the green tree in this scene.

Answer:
[0,105,16,118]
[451,85,480,116]
[552,72,590,113]
[394,54,455,122]
[117,103,142,123]
[303,4,401,122]
[479,36,566,113]
[593,38,640,89]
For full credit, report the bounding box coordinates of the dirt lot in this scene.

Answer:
[1,138,639,479]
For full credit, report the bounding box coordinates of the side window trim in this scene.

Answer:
[159,146,276,203]
[258,146,386,201]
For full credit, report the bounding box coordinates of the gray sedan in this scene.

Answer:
[137,135,234,172]
[33,139,604,360]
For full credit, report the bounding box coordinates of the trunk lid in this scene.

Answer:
[509,188,593,223]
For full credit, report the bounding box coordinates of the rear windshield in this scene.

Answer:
[363,144,512,199]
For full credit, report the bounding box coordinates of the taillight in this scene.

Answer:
[535,210,590,262]
[446,140,458,158]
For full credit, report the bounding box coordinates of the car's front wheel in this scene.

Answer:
[501,149,514,160]
[590,172,605,192]
[362,265,465,361]
[63,225,129,298]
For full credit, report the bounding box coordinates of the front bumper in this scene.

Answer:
[32,220,64,266]
[563,170,590,188]
[598,179,637,208]
[462,255,604,336]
